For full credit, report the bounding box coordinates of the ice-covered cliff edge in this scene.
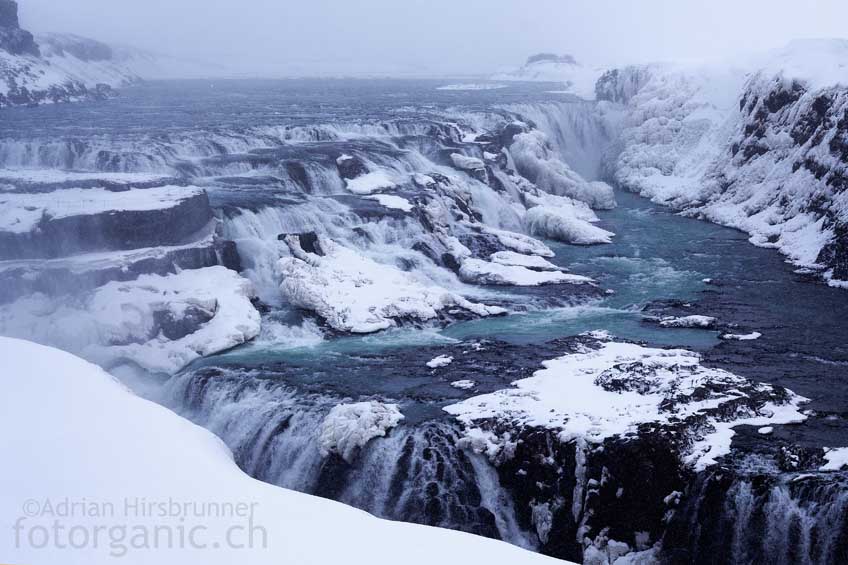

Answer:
[601,39,848,285]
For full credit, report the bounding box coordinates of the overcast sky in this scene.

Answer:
[18,0,848,76]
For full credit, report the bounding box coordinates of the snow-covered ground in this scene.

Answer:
[0,337,562,565]
[445,338,808,470]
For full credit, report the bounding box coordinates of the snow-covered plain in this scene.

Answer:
[0,337,562,565]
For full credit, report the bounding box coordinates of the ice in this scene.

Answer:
[319,401,405,463]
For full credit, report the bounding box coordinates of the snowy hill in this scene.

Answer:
[0,0,226,108]
[0,336,563,565]
[600,39,848,286]
[493,53,604,100]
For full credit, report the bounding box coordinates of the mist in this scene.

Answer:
[17,0,848,77]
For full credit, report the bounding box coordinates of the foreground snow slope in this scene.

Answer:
[603,39,848,284]
[0,337,562,564]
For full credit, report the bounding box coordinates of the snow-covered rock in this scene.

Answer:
[524,192,615,245]
[450,379,477,390]
[279,236,505,333]
[366,193,413,212]
[821,447,848,471]
[658,315,717,329]
[345,170,396,195]
[459,257,593,286]
[445,339,807,471]
[426,354,454,368]
[0,266,260,374]
[720,331,762,341]
[493,54,604,101]
[0,337,562,565]
[489,251,560,271]
[319,401,405,463]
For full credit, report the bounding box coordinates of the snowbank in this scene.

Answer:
[445,340,807,471]
[0,266,260,374]
[366,193,413,212]
[319,401,405,463]
[279,236,505,333]
[0,337,561,565]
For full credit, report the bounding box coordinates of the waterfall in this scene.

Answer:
[164,367,538,547]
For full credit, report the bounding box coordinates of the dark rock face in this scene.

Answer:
[0,191,214,260]
[0,0,39,56]
[278,231,324,256]
[152,304,215,341]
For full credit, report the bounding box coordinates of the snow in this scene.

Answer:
[481,226,555,257]
[279,236,505,333]
[0,169,170,187]
[0,266,260,374]
[606,40,848,281]
[658,315,717,329]
[451,380,477,390]
[720,332,762,341]
[459,258,593,286]
[490,251,560,271]
[345,170,396,195]
[0,337,562,565]
[445,340,808,471]
[524,193,615,245]
[319,401,405,463]
[426,355,454,368]
[0,185,204,234]
[820,447,848,471]
[366,193,413,212]
[450,153,486,171]
[758,426,774,435]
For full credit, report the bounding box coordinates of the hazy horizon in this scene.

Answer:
[17,0,848,76]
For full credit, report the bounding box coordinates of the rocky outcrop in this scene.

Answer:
[0,0,38,56]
